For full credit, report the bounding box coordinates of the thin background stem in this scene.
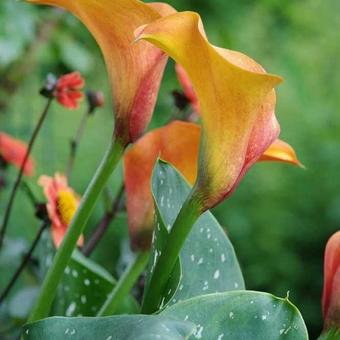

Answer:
[82,183,124,257]
[0,98,53,250]
[0,221,49,305]
[66,107,91,179]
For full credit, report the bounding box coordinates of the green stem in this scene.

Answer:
[141,193,202,314]
[28,137,126,322]
[98,251,150,316]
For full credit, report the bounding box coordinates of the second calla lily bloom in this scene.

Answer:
[28,0,175,144]
[136,12,283,210]
[125,121,301,250]
[322,231,340,331]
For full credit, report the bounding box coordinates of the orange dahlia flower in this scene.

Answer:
[0,132,34,176]
[39,173,83,248]
[54,72,85,109]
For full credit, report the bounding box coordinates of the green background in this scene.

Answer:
[1,0,340,338]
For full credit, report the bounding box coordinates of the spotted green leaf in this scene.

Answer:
[144,160,244,309]
[52,250,138,317]
[23,315,195,340]
[161,291,309,340]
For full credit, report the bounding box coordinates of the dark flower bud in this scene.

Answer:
[35,203,49,222]
[40,73,58,98]
[172,90,190,111]
[86,90,105,114]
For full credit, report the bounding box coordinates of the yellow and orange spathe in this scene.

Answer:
[124,121,300,250]
[27,0,175,144]
[136,11,284,210]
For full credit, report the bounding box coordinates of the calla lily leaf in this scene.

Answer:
[143,160,244,310]
[161,291,308,340]
[136,11,283,209]
[23,315,195,339]
[52,250,138,317]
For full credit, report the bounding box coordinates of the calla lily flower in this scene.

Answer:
[136,11,284,210]
[0,132,35,176]
[175,64,302,168]
[28,0,175,144]
[124,121,300,249]
[322,231,340,331]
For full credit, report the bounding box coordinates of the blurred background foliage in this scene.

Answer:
[1,0,340,338]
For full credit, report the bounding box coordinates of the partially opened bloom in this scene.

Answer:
[136,12,284,211]
[0,132,34,176]
[28,0,175,144]
[54,72,85,109]
[125,121,300,249]
[322,231,340,330]
[125,121,199,249]
[39,173,83,248]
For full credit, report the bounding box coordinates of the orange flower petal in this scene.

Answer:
[124,120,200,249]
[259,139,303,167]
[136,12,282,210]
[323,231,340,330]
[55,72,85,109]
[0,132,35,176]
[28,0,176,143]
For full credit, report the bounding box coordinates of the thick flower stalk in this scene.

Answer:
[0,132,35,176]
[322,231,340,331]
[137,12,287,312]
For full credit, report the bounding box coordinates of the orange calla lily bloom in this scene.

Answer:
[136,11,283,210]
[0,132,34,176]
[39,173,83,248]
[322,231,340,331]
[175,64,302,168]
[124,121,300,249]
[28,0,175,144]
